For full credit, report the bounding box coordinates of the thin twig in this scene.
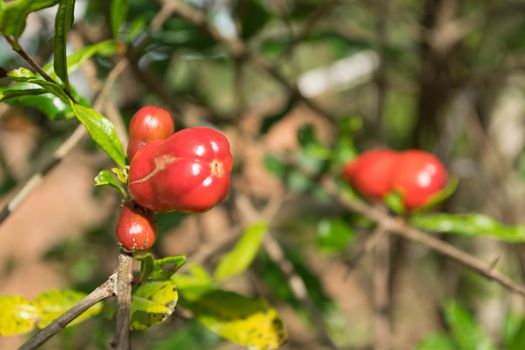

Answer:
[111,253,134,350]
[18,274,116,350]
[3,36,76,102]
[343,226,386,276]
[322,178,525,297]
[234,194,340,350]
[373,226,390,350]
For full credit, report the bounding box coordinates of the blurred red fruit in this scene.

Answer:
[343,149,399,199]
[391,150,448,210]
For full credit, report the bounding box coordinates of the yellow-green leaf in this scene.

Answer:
[214,221,268,281]
[0,295,38,336]
[33,289,102,328]
[185,290,287,350]
[130,280,178,330]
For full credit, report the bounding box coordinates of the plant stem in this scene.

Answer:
[111,253,133,350]
[18,275,116,350]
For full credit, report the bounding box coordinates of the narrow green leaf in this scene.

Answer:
[416,333,455,350]
[185,290,287,350]
[413,177,459,214]
[94,169,127,198]
[444,300,495,350]
[54,0,76,91]
[70,104,127,167]
[151,255,187,280]
[214,222,268,281]
[0,0,59,38]
[45,40,117,79]
[506,316,525,350]
[0,87,47,101]
[7,68,70,102]
[34,289,102,328]
[0,295,38,336]
[130,280,178,330]
[111,0,128,40]
[410,213,525,242]
[172,264,213,301]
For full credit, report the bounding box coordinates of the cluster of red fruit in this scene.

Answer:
[343,149,448,210]
[116,106,233,252]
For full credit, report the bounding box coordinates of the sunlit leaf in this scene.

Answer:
[0,295,38,336]
[70,103,127,168]
[0,0,59,38]
[151,255,187,280]
[410,213,525,242]
[416,333,455,350]
[214,222,267,281]
[111,0,128,40]
[94,169,127,198]
[34,289,102,328]
[172,264,213,301]
[185,290,287,350]
[444,300,495,350]
[130,280,178,330]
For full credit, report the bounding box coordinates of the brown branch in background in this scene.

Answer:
[343,226,386,276]
[234,194,340,350]
[18,274,116,350]
[373,226,390,350]
[162,0,337,122]
[111,253,134,350]
[322,178,525,297]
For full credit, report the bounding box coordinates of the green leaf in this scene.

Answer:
[151,255,187,280]
[0,87,47,101]
[135,252,155,282]
[0,295,38,336]
[413,177,459,214]
[172,264,213,301]
[111,166,128,183]
[444,300,495,350]
[505,315,525,350]
[111,0,128,40]
[235,0,270,40]
[7,68,70,102]
[34,289,102,328]
[410,213,525,243]
[185,290,287,350]
[45,40,117,79]
[70,103,127,167]
[54,0,76,91]
[4,92,73,119]
[316,218,355,254]
[384,190,405,215]
[94,169,127,198]
[130,280,178,330]
[214,222,268,281]
[0,0,59,38]
[417,333,455,350]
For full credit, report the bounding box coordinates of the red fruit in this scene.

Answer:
[343,149,399,199]
[128,127,233,213]
[391,150,448,210]
[127,106,175,160]
[116,203,156,252]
